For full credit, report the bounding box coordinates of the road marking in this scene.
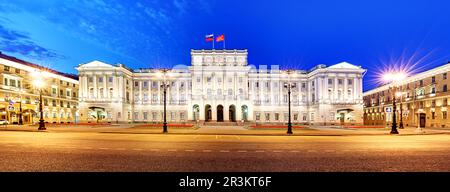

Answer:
[99,147,109,150]
[220,150,230,153]
[132,148,143,151]
[150,149,160,151]
[273,150,282,153]
[324,150,335,153]
[168,149,177,152]
[307,150,317,153]
[289,150,299,153]
[237,150,247,153]
[255,150,265,153]
[202,150,212,153]
[185,149,195,152]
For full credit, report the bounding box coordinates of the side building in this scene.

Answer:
[0,52,79,124]
[77,49,366,125]
[363,62,450,128]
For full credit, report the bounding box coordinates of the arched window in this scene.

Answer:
[89,88,94,98]
[109,88,113,98]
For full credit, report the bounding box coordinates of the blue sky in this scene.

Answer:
[1,0,450,91]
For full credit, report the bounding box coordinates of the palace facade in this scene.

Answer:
[77,49,366,125]
[0,52,79,124]
[363,62,450,128]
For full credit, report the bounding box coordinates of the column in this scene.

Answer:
[118,76,123,98]
[334,76,338,101]
[139,80,143,104]
[103,75,107,98]
[158,80,161,104]
[83,75,88,98]
[344,77,348,101]
[93,75,97,98]
[324,76,328,101]
[317,77,322,102]
[353,77,358,101]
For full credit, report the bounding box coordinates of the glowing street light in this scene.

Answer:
[32,72,46,131]
[283,70,297,135]
[382,71,408,134]
[158,68,170,134]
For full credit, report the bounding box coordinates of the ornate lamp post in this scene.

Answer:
[159,69,170,133]
[383,72,407,134]
[284,70,297,135]
[396,91,404,129]
[33,74,46,131]
[17,93,23,125]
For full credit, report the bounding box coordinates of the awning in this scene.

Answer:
[337,108,354,113]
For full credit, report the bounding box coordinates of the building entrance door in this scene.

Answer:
[340,113,345,125]
[419,113,426,128]
[217,105,224,122]
[205,105,212,121]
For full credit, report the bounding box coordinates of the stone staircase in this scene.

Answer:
[202,121,241,126]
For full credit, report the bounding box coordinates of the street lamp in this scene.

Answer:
[283,70,297,135]
[33,74,46,131]
[383,72,407,134]
[396,91,405,129]
[158,69,170,134]
[17,92,23,125]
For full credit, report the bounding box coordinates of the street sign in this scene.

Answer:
[385,108,392,112]
[8,106,14,111]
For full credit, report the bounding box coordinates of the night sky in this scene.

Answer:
[1,0,450,91]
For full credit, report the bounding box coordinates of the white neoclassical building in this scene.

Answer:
[77,49,366,125]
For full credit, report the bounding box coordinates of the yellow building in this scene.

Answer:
[363,62,450,128]
[0,52,79,124]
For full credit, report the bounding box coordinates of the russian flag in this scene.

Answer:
[205,34,214,42]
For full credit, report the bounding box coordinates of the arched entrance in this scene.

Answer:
[229,105,236,122]
[217,105,224,122]
[241,105,248,121]
[89,107,106,123]
[205,105,212,121]
[193,104,200,121]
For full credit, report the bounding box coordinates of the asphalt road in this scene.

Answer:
[1,131,450,171]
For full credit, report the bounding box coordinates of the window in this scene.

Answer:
[197,77,201,83]
[217,89,222,95]
[310,113,315,122]
[444,73,447,80]
[338,79,343,85]
[4,78,7,86]
[256,113,260,121]
[180,112,185,121]
[143,112,148,120]
[239,77,243,83]
[98,77,103,83]
[52,100,56,106]
[432,111,435,119]
[294,114,298,121]
[89,88,94,97]
[9,79,16,87]
[228,89,233,96]
[217,78,222,83]
[444,98,448,106]
[52,88,57,95]
[108,77,113,83]
[60,90,63,96]
[256,82,259,88]
[228,78,232,83]
[15,68,20,74]
[419,80,423,86]
[66,90,71,97]
[99,88,104,98]
[207,89,212,96]
[302,82,306,89]
[432,100,436,107]
[60,101,64,107]
[143,93,148,101]
[443,111,448,119]
[207,77,212,82]
[330,113,335,121]
[347,89,352,98]
[265,113,270,121]
[348,79,353,85]
[143,82,148,87]
[134,81,139,87]
[302,113,307,121]
[443,85,448,92]
[4,66,10,71]
[109,88,113,98]
[431,87,436,94]
[134,112,139,120]
[89,77,93,83]
[328,79,333,85]
[275,113,279,121]
[432,76,436,83]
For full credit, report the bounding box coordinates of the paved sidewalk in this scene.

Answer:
[1,124,450,136]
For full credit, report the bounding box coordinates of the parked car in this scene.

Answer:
[0,120,9,125]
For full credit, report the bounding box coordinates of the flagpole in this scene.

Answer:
[223,36,226,49]
[212,34,215,50]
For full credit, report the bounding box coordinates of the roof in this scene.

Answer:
[327,62,362,69]
[0,52,78,80]
[78,60,115,68]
